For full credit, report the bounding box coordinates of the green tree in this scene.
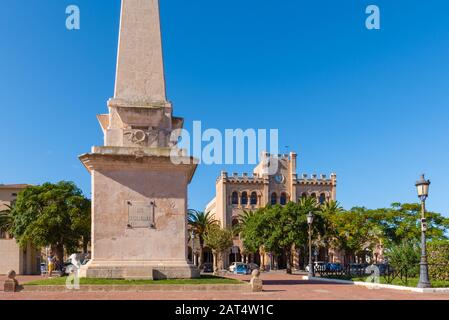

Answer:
[380,203,449,246]
[239,199,324,274]
[203,224,233,273]
[187,209,217,267]
[329,207,379,263]
[11,181,91,263]
[239,208,265,261]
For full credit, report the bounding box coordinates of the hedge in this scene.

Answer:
[427,241,449,281]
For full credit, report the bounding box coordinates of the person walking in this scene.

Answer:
[47,252,55,277]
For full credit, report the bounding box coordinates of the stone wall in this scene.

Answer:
[0,239,21,275]
[0,240,40,275]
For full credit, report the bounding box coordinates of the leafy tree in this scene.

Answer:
[379,203,449,246]
[187,209,217,266]
[239,208,265,262]
[203,224,233,272]
[384,240,420,275]
[11,181,91,263]
[236,200,449,271]
[319,203,449,264]
[239,199,325,274]
[328,207,379,263]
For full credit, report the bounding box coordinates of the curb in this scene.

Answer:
[20,283,252,293]
[302,276,449,293]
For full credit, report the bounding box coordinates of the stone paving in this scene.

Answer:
[1,273,449,300]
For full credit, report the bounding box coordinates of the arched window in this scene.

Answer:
[280,193,287,205]
[311,193,317,201]
[241,192,248,205]
[232,219,239,228]
[271,192,277,205]
[319,193,326,204]
[232,192,238,205]
[250,192,258,205]
[301,192,307,199]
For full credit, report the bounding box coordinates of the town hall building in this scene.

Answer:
[204,152,337,270]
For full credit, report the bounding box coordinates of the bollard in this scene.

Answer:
[250,269,263,292]
[4,270,19,292]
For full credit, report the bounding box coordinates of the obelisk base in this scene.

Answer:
[79,147,198,280]
[79,260,200,280]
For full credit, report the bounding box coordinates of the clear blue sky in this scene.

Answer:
[1,0,448,215]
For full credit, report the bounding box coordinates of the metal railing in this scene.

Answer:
[316,264,417,286]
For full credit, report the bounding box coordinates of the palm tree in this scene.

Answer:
[0,204,13,237]
[320,200,343,240]
[235,210,255,234]
[235,210,256,263]
[319,200,344,261]
[187,209,217,267]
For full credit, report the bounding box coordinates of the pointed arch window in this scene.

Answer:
[241,192,248,205]
[271,192,277,205]
[232,192,239,205]
[250,192,258,205]
[280,192,287,205]
[319,193,326,204]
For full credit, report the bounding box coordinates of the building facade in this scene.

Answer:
[204,152,337,269]
[0,184,40,275]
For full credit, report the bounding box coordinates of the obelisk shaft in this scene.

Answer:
[114,0,166,103]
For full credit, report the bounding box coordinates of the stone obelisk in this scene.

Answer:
[79,0,199,280]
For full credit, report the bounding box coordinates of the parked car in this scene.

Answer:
[326,263,343,272]
[234,264,251,275]
[229,262,246,273]
[202,263,214,273]
[247,263,259,272]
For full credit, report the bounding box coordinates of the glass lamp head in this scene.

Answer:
[307,211,314,225]
[415,174,430,200]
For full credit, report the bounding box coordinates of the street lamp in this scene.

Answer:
[307,211,315,278]
[415,174,431,288]
[190,230,196,266]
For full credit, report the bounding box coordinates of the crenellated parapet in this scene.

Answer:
[296,173,337,186]
[217,171,265,184]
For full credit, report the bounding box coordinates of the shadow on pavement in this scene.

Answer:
[262,279,353,286]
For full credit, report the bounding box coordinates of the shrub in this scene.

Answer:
[384,241,420,276]
[428,241,449,281]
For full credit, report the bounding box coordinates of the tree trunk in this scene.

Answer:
[286,248,292,274]
[55,243,64,270]
[199,237,204,267]
[212,252,218,275]
[82,236,88,254]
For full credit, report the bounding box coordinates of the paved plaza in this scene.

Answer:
[1,273,449,300]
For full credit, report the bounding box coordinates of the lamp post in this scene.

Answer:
[415,174,431,288]
[307,211,315,278]
[190,230,196,266]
